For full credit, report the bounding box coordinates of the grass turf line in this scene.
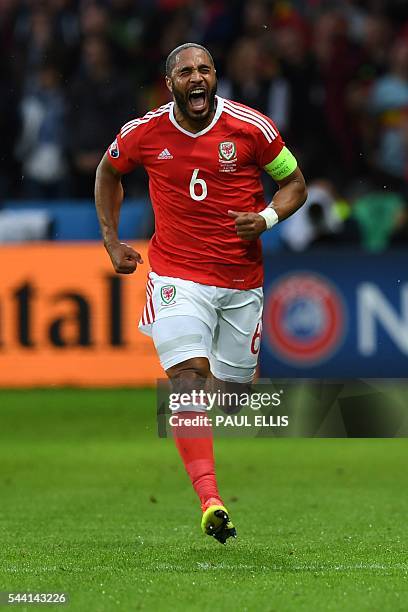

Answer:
[0,389,407,611]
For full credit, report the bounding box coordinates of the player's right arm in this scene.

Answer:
[95,154,143,274]
[95,128,144,274]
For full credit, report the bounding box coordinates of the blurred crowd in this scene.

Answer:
[1,0,408,250]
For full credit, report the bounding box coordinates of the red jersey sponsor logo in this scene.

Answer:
[218,141,237,173]
[219,141,236,161]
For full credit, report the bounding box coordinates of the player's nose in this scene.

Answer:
[190,69,203,83]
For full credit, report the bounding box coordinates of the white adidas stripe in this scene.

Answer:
[121,103,171,133]
[121,108,170,138]
[121,112,168,138]
[224,100,278,138]
[224,100,277,140]
[146,298,153,323]
[121,111,159,133]
[223,107,274,143]
[121,105,171,138]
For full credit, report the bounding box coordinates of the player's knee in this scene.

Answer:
[212,377,252,415]
[166,358,210,412]
[166,357,210,381]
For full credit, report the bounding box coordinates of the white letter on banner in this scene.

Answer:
[357,283,408,355]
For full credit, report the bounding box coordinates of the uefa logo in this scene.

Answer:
[264,272,346,366]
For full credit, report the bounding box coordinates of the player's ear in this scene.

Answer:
[165,76,172,93]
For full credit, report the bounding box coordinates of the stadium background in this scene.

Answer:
[1,0,408,384]
[1,1,407,611]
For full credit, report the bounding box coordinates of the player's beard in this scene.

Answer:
[172,81,217,125]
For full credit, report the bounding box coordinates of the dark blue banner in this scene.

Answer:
[260,249,408,377]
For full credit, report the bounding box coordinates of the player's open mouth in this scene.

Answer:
[188,88,207,113]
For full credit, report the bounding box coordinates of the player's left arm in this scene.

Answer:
[229,126,308,241]
[266,164,308,222]
[228,162,307,241]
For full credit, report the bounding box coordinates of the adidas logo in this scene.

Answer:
[157,148,173,160]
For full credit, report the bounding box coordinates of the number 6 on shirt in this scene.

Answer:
[189,168,207,201]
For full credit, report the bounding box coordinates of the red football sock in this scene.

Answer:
[172,411,223,512]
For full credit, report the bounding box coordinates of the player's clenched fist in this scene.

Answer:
[104,241,144,274]
[228,210,267,241]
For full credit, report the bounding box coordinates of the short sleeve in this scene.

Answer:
[106,123,142,174]
[253,116,285,168]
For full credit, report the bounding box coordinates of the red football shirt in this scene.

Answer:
[107,96,284,289]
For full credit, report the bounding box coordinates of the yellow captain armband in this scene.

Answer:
[264,146,298,181]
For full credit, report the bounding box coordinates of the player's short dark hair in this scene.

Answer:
[165,43,214,77]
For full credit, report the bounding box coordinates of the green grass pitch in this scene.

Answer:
[0,389,407,611]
